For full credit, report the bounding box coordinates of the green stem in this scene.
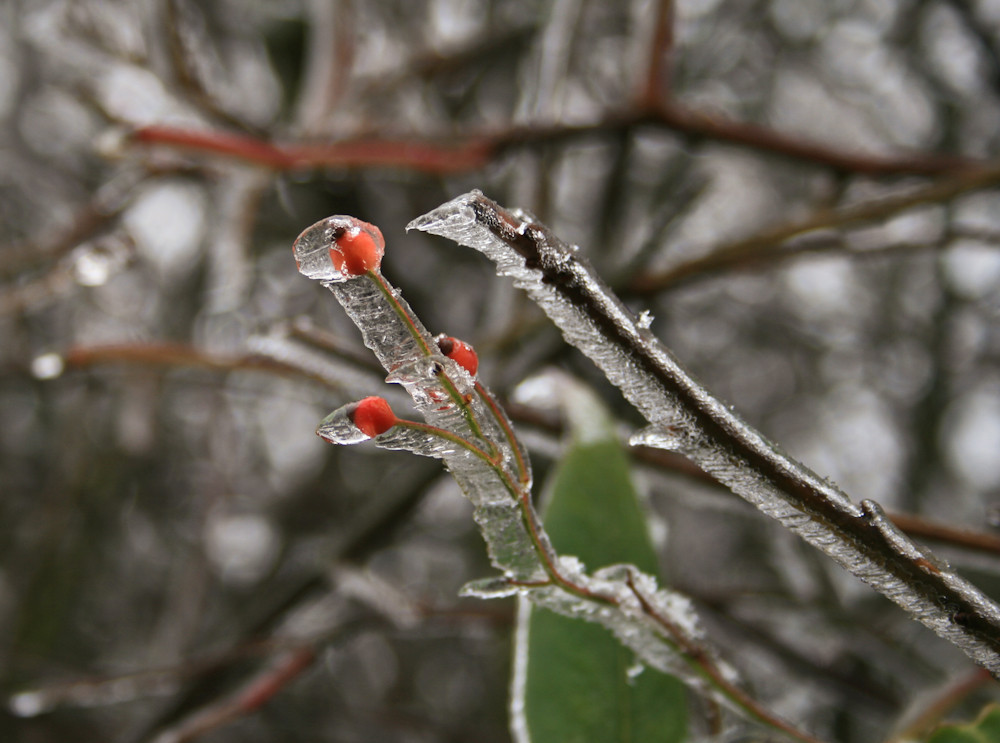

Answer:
[367,270,491,447]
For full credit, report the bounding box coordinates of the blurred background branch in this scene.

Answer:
[3,1,1000,741]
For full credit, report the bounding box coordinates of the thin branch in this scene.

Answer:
[62,342,341,389]
[162,0,258,133]
[129,101,984,180]
[59,338,1000,565]
[639,0,675,105]
[129,125,493,174]
[148,647,317,743]
[632,160,1000,292]
[887,513,1000,557]
[889,667,995,742]
[293,0,355,134]
[651,102,978,175]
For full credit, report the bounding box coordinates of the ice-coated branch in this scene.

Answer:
[408,190,1000,677]
[291,214,825,741]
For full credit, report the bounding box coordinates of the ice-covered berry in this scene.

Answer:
[293,216,385,281]
[330,223,384,276]
[437,335,479,376]
[350,396,397,437]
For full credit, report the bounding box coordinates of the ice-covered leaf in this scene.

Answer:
[512,384,686,743]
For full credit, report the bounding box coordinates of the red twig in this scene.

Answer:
[890,668,995,741]
[651,102,978,176]
[130,125,492,174]
[131,107,983,181]
[153,648,317,743]
[62,342,337,388]
[641,0,675,104]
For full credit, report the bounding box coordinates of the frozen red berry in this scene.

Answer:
[437,335,479,376]
[293,216,385,281]
[330,221,384,276]
[350,396,397,437]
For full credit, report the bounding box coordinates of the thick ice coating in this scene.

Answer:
[410,189,1000,678]
[294,210,749,711]
[293,215,385,281]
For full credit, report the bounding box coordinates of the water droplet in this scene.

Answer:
[31,353,64,380]
[316,402,370,445]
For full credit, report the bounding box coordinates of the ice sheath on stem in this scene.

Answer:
[408,190,1000,678]
[292,213,830,737]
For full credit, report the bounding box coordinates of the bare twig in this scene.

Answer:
[889,668,995,742]
[129,100,983,181]
[640,0,675,105]
[129,125,492,174]
[149,647,317,743]
[632,160,1000,292]
[62,342,340,389]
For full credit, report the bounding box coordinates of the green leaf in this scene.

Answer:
[927,705,1000,743]
[512,385,686,743]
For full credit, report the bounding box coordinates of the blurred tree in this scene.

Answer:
[3,1,1000,741]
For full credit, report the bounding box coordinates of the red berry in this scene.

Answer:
[437,335,479,376]
[350,396,397,437]
[330,222,384,276]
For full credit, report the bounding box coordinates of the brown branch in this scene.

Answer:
[640,0,675,105]
[150,647,317,743]
[889,667,995,742]
[632,442,1000,560]
[888,513,1000,557]
[129,125,493,174]
[130,99,985,181]
[652,102,978,175]
[631,159,1000,292]
[62,342,339,389]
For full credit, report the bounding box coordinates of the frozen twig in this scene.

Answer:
[292,213,825,741]
[409,190,1000,677]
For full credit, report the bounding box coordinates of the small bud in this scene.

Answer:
[437,335,479,376]
[351,396,397,437]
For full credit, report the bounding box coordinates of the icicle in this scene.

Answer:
[409,190,1000,677]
